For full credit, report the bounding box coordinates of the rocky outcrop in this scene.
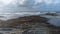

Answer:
[3,15,49,29]
[0,15,59,29]
[45,13,58,16]
[0,15,59,34]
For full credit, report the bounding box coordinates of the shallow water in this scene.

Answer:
[41,15,60,26]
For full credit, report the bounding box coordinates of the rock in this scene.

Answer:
[45,13,58,16]
[4,15,49,29]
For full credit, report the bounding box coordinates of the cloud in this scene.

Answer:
[34,0,60,4]
[19,0,25,5]
[1,0,60,12]
[34,0,43,4]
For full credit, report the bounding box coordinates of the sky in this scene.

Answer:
[0,0,60,12]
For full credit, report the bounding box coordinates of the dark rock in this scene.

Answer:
[45,13,58,16]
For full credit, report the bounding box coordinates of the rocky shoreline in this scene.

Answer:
[0,15,59,28]
[0,15,59,34]
[4,15,48,29]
